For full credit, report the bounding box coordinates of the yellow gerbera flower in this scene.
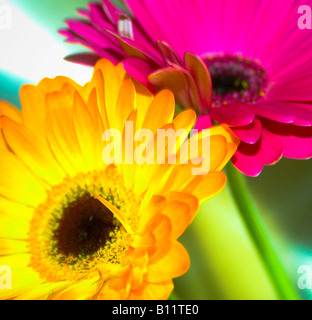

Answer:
[0,59,238,300]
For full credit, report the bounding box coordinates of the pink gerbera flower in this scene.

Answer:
[60,0,312,176]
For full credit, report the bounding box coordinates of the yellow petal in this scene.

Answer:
[120,109,138,190]
[45,85,86,175]
[158,162,198,194]
[0,196,34,220]
[114,78,135,132]
[128,251,149,290]
[132,231,155,250]
[162,192,199,238]
[0,151,46,206]
[1,117,65,185]
[94,59,125,128]
[0,197,33,240]
[182,132,228,172]
[95,194,133,234]
[216,142,238,171]
[15,282,69,300]
[141,90,175,134]
[72,92,104,171]
[161,200,191,239]
[198,125,239,171]
[98,272,132,300]
[0,239,28,255]
[0,101,22,150]
[183,172,227,204]
[0,132,6,150]
[0,254,42,300]
[20,85,46,135]
[37,76,82,94]
[173,108,197,133]
[129,280,173,300]
[86,88,105,134]
[87,69,109,129]
[165,191,199,212]
[137,195,166,233]
[115,62,127,79]
[210,124,241,146]
[145,241,190,282]
[127,76,154,131]
[132,123,174,195]
[139,162,174,205]
[51,278,101,300]
[148,214,172,264]
[0,101,22,123]
[0,212,30,240]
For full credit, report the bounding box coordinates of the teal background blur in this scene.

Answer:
[1,0,312,300]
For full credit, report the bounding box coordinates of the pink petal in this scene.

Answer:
[267,60,312,102]
[105,29,162,65]
[269,86,312,102]
[281,134,312,159]
[232,140,264,177]
[76,9,89,18]
[88,3,117,31]
[102,0,120,24]
[261,129,283,165]
[66,19,111,48]
[64,52,101,66]
[231,118,262,144]
[262,119,312,159]
[194,115,213,131]
[210,103,255,127]
[253,101,296,124]
[65,52,118,66]
[122,57,154,87]
[58,29,73,38]
[120,37,163,65]
[59,28,124,63]
[232,124,285,175]
[132,24,160,56]
[292,103,312,127]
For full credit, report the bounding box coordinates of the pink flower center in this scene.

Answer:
[203,54,268,106]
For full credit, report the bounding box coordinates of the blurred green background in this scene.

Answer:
[1,0,312,300]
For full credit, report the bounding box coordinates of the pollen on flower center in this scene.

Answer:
[27,167,141,282]
[203,54,268,106]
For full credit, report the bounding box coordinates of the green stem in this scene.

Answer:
[168,292,181,300]
[225,163,298,300]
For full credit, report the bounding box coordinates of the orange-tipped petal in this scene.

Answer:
[149,67,194,109]
[145,241,190,282]
[184,52,212,111]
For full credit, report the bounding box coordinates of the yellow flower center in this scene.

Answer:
[27,166,141,282]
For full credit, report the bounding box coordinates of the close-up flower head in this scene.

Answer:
[61,0,312,176]
[1,0,312,303]
[0,59,237,299]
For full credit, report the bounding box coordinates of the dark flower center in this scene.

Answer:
[54,194,117,257]
[203,54,268,105]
